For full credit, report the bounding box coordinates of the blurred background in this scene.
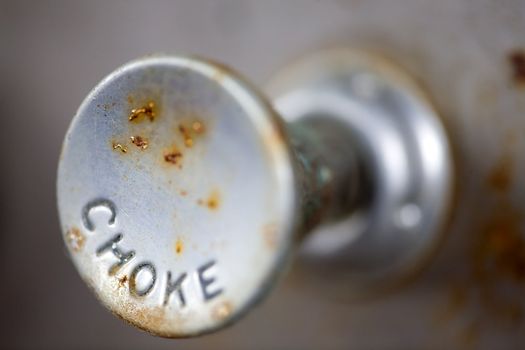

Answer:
[1,0,525,349]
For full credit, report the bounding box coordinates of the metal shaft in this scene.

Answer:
[286,116,368,235]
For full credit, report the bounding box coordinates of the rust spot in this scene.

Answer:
[487,155,514,193]
[115,303,171,337]
[178,125,193,148]
[262,124,287,158]
[200,190,221,210]
[129,101,156,122]
[262,223,278,250]
[179,189,188,196]
[508,49,525,86]
[65,227,85,252]
[474,205,525,285]
[164,149,183,166]
[117,275,128,288]
[211,301,233,321]
[174,238,184,255]
[178,120,205,148]
[192,121,204,134]
[130,135,149,150]
[438,154,525,345]
[112,142,128,154]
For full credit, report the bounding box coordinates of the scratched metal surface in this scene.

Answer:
[1,0,525,349]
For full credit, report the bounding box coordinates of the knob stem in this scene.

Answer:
[287,116,368,235]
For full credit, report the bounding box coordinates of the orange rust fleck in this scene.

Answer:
[178,125,194,148]
[117,275,128,288]
[212,301,233,321]
[130,135,149,150]
[129,101,156,122]
[205,190,221,210]
[178,120,205,148]
[437,153,525,345]
[175,238,184,255]
[197,190,221,210]
[112,142,128,153]
[65,227,85,252]
[509,49,525,86]
[164,149,183,165]
[474,205,525,284]
[179,189,188,196]
[262,223,279,250]
[192,121,204,133]
[487,155,514,193]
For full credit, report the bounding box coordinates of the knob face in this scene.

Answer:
[57,56,297,336]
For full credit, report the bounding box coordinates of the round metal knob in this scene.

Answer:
[57,50,453,337]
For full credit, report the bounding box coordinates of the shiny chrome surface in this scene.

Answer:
[57,56,297,336]
[3,1,525,349]
[57,51,452,336]
[269,50,453,292]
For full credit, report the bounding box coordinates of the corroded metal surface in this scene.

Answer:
[57,56,297,336]
[2,0,525,349]
[57,50,454,337]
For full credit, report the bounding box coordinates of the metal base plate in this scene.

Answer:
[267,49,454,293]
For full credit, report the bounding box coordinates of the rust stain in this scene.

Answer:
[174,238,184,255]
[129,101,156,122]
[65,227,85,252]
[112,142,128,154]
[179,189,188,196]
[473,204,525,286]
[262,123,287,159]
[178,125,194,148]
[130,136,149,150]
[164,148,183,166]
[438,152,525,347]
[508,49,525,86]
[192,121,204,134]
[117,275,128,289]
[262,223,278,250]
[115,303,171,337]
[178,120,205,148]
[198,190,221,211]
[211,301,233,321]
[487,155,513,193]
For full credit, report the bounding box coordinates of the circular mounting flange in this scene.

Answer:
[57,56,298,337]
[267,50,454,291]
